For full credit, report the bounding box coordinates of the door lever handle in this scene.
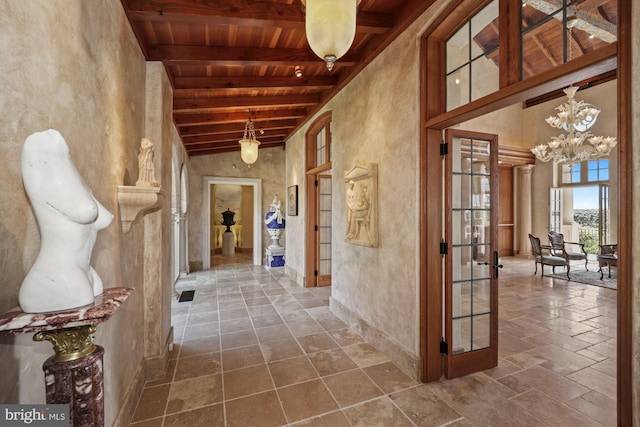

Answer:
[493,251,503,278]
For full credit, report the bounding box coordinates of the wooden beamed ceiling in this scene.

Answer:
[120,0,617,157]
[120,0,437,157]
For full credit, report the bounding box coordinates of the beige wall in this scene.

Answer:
[242,186,255,249]
[187,147,286,270]
[284,125,309,283]
[0,1,182,425]
[284,0,450,378]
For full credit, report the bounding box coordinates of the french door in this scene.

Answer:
[443,129,499,378]
[316,175,332,286]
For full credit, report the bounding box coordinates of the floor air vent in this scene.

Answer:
[178,290,195,302]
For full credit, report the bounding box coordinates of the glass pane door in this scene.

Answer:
[317,175,332,286]
[600,184,610,244]
[444,129,499,378]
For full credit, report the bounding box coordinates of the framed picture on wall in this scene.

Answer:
[288,185,298,216]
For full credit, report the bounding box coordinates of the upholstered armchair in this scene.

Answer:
[548,231,588,271]
[598,244,617,278]
[529,234,570,279]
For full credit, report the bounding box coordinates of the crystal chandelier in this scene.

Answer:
[530,86,617,165]
[238,110,260,165]
[302,0,359,71]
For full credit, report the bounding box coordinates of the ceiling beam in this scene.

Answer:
[173,94,321,112]
[179,119,299,137]
[146,45,360,67]
[123,0,393,34]
[524,0,616,42]
[187,141,284,156]
[182,129,289,144]
[183,136,284,148]
[533,34,560,66]
[172,75,337,91]
[174,108,308,126]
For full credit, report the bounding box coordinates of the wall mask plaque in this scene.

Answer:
[344,161,378,247]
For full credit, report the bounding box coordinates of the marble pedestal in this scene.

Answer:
[265,246,285,270]
[0,287,133,427]
[43,344,105,426]
[222,231,235,256]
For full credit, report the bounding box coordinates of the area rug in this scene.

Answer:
[549,269,617,290]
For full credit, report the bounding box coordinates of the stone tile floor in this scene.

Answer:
[130,256,616,426]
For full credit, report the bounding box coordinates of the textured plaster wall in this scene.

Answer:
[328,30,422,357]
[284,129,308,282]
[188,147,286,269]
[459,103,525,147]
[171,117,190,281]
[0,1,176,425]
[142,63,176,373]
[285,3,450,370]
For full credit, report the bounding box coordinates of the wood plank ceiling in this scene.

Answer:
[120,0,437,157]
[120,0,617,157]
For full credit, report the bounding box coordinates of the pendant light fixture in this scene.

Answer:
[238,110,260,165]
[302,0,359,71]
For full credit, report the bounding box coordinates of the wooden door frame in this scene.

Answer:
[419,1,632,424]
[201,176,262,269]
[305,111,332,287]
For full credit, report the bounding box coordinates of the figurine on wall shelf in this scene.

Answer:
[20,129,113,313]
[136,137,160,187]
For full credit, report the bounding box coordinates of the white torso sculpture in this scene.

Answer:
[20,129,113,313]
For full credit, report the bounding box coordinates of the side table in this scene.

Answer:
[0,288,133,427]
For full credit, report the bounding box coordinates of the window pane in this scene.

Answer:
[471,56,499,101]
[561,164,572,184]
[522,1,561,29]
[522,10,563,79]
[447,65,469,111]
[446,0,499,111]
[470,0,499,59]
[572,166,581,182]
[472,314,491,350]
[447,22,469,73]
[316,130,325,167]
[452,281,471,318]
[452,317,471,354]
[521,1,618,81]
[327,121,332,162]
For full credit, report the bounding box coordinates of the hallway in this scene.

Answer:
[130,257,616,426]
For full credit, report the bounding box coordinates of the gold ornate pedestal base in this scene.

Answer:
[0,288,133,427]
[34,325,97,362]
